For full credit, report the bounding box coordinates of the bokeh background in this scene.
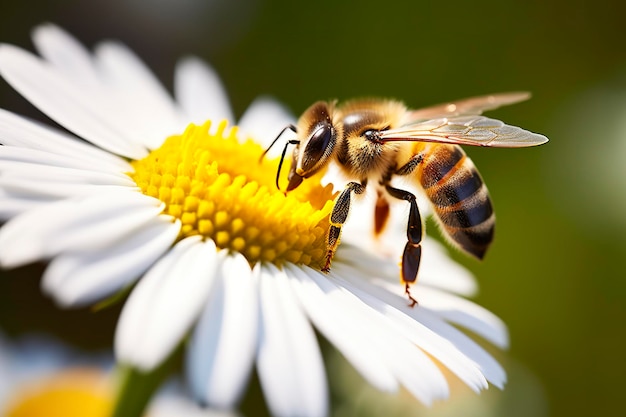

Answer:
[0,0,625,416]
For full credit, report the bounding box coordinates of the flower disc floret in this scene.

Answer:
[130,120,336,268]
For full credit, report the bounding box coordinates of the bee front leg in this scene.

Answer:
[385,185,423,307]
[323,181,366,272]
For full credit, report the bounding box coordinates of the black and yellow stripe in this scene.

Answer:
[415,143,495,259]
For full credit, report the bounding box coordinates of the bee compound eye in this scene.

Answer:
[302,123,334,172]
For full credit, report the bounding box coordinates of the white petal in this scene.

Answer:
[41,216,180,307]
[116,237,219,371]
[0,178,134,200]
[0,196,84,266]
[32,23,101,86]
[0,156,135,201]
[174,57,234,127]
[116,237,198,362]
[0,190,53,220]
[395,284,508,349]
[334,239,478,297]
[0,44,148,159]
[289,264,449,405]
[256,264,328,417]
[238,97,295,153]
[187,253,258,408]
[0,191,162,268]
[0,161,134,187]
[418,238,478,296]
[95,41,185,148]
[339,257,508,360]
[0,145,127,174]
[332,244,398,282]
[416,308,507,389]
[284,264,399,394]
[332,262,491,392]
[0,108,132,172]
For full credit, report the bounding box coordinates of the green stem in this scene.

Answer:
[110,351,179,417]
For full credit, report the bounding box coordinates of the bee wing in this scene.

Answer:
[404,91,532,122]
[380,115,548,148]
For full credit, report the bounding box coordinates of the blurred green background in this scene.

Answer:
[0,0,625,416]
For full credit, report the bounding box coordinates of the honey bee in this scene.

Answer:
[264,92,548,305]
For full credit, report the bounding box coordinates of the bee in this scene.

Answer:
[264,92,548,305]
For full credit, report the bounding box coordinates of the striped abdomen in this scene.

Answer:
[414,143,495,259]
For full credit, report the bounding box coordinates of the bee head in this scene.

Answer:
[286,101,339,191]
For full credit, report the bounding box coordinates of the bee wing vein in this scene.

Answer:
[381,116,548,147]
[403,91,532,122]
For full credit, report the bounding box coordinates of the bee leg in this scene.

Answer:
[323,181,366,272]
[374,190,390,236]
[385,185,423,307]
[395,153,424,176]
[402,244,421,307]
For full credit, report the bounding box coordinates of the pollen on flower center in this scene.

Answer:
[130,120,337,269]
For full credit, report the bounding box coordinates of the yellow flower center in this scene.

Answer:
[4,368,113,417]
[130,120,336,269]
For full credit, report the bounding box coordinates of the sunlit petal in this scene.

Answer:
[187,253,258,408]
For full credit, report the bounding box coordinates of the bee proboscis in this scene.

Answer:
[263,92,548,306]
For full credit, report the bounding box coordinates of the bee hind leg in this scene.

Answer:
[385,185,423,307]
[402,244,421,307]
[323,181,366,272]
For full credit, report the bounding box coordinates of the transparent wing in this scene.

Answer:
[403,92,531,123]
[380,115,548,148]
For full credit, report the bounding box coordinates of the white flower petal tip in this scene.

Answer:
[93,41,186,145]
[0,44,149,159]
[187,253,258,409]
[31,23,97,85]
[115,237,219,371]
[175,57,234,127]
[238,97,296,152]
[418,286,510,350]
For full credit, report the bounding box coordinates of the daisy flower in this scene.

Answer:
[0,333,235,417]
[0,24,508,417]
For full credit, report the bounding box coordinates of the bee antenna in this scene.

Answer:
[275,138,300,191]
[260,124,298,162]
